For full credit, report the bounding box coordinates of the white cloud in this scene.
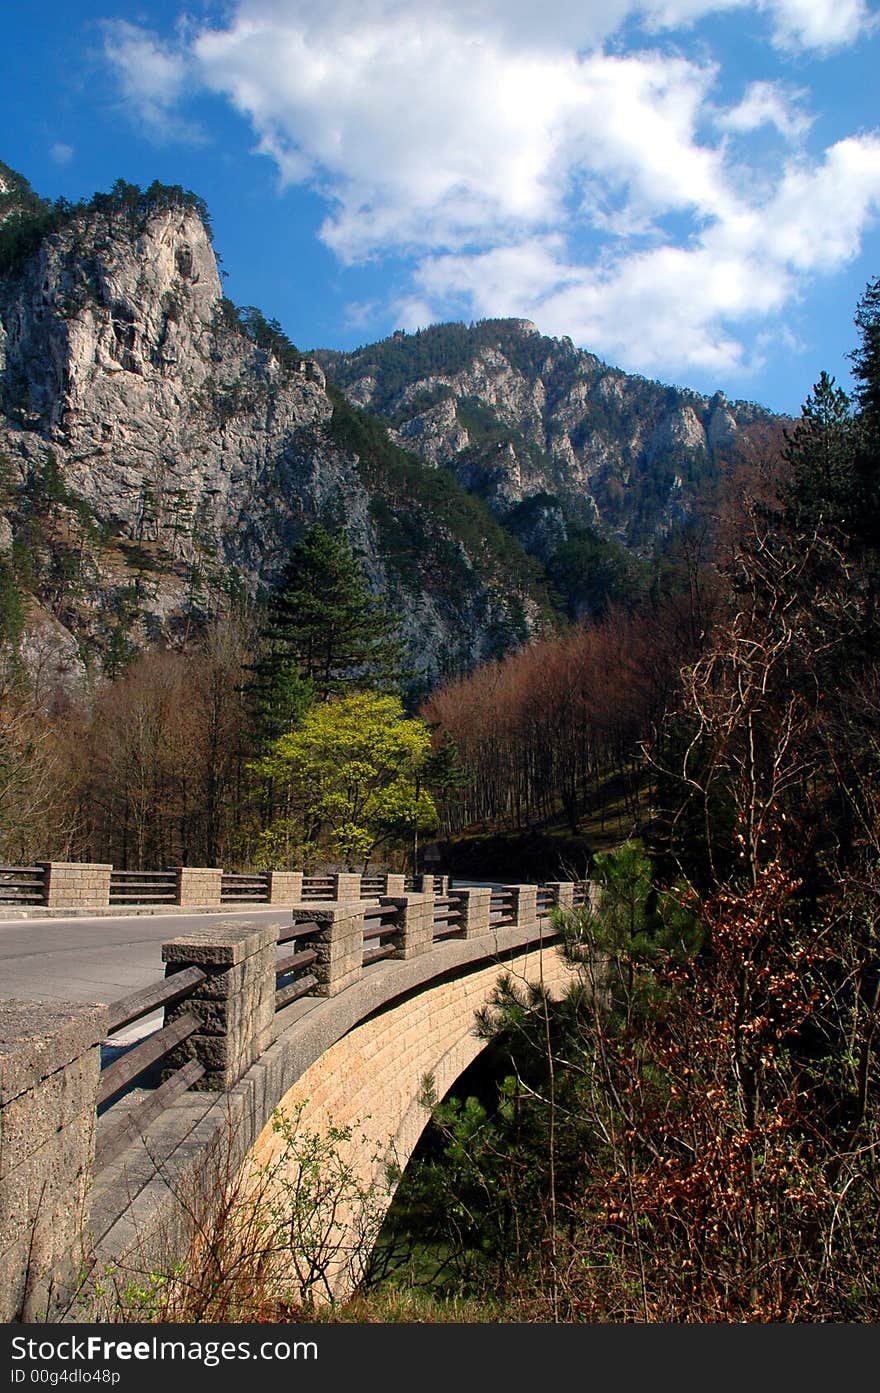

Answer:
[101,19,202,142]
[717,81,813,141]
[101,0,880,378]
[404,136,880,377]
[49,142,74,166]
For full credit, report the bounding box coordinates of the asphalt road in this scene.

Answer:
[0,882,500,1023]
[0,907,297,1013]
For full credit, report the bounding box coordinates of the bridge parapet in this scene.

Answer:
[0,999,107,1321]
[1,875,594,1317]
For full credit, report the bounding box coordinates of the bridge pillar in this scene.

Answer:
[455,886,492,938]
[292,902,366,997]
[380,892,434,959]
[161,923,277,1089]
[381,874,406,896]
[506,884,539,932]
[41,861,112,909]
[545,881,576,911]
[176,866,223,906]
[267,870,304,904]
[0,999,107,1321]
[332,873,362,899]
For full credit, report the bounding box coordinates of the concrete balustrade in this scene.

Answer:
[0,999,107,1320]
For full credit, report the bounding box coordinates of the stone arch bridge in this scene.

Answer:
[0,878,590,1320]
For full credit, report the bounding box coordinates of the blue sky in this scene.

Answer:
[3,0,879,415]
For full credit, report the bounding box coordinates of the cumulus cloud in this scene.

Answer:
[101,0,880,378]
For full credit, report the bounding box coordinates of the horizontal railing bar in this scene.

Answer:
[363,922,397,942]
[0,865,45,875]
[275,974,318,1010]
[109,893,177,902]
[277,921,320,944]
[363,944,397,965]
[109,869,176,878]
[106,965,208,1035]
[94,1059,205,1170]
[275,947,319,976]
[433,909,462,924]
[98,1013,199,1109]
[433,926,465,941]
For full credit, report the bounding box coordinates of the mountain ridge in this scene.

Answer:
[0,160,786,691]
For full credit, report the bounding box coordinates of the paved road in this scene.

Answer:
[0,882,500,1019]
[0,907,297,1009]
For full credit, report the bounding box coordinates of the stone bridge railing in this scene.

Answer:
[0,864,449,913]
[0,879,591,1321]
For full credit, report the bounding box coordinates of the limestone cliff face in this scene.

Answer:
[0,186,546,689]
[319,320,781,550]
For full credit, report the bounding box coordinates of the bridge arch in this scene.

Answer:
[250,939,576,1301]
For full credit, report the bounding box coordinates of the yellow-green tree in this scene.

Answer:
[252,692,437,867]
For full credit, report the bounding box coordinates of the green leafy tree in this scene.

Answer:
[252,691,437,866]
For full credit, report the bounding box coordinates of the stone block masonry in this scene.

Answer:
[0,999,107,1321]
[161,922,277,1090]
[176,866,223,906]
[381,892,435,960]
[290,901,367,997]
[454,886,493,938]
[267,870,303,904]
[42,862,112,909]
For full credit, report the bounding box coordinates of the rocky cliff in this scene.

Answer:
[318,320,782,556]
[0,169,549,693]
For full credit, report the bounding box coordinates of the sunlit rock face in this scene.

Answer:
[319,320,781,548]
[0,182,547,690]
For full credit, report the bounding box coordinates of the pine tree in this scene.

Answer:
[250,525,409,744]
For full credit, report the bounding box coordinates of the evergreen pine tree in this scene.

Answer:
[250,525,409,744]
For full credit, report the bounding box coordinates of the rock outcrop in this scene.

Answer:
[318,321,783,549]
[0,176,548,690]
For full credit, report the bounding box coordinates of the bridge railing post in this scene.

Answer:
[454,886,492,938]
[41,861,112,910]
[0,999,107,1320]
[161,922,278,1089]
[408,873,435,893]
[545,881,575,911]
[290,901,366,997]
[505,884,539,932]
[332,873,362,899]
[381,873,406,896]
[175,866,223,907]
[267,871,303,904]
[379,892,434,959]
